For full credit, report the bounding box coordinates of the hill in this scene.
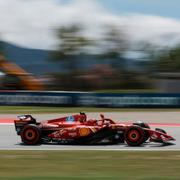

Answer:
[2,42,61,76]
[0,41,137,76]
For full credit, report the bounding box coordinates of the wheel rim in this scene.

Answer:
[127,130,140,142]
[24,129,36,141]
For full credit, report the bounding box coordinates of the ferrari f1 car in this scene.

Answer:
[14,113,175,146]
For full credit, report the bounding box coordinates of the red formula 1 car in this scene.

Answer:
[14,113,175,146]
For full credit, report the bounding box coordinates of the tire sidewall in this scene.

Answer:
[21,124,41,145]
[133,122,150,142]
[125,126,145,146]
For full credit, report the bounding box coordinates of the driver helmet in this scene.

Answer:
[79,112,87,122]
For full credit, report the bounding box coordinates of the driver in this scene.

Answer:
[79,112,87,123]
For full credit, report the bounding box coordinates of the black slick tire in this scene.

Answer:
[124,126,145,146]
[21,124,41,145]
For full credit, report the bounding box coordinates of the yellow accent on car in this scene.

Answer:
[79,128,90,137]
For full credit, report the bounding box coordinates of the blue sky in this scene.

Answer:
[98,0,180,19]
[107,0,180,19]
[60,0,180,20]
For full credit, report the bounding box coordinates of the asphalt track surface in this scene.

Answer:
[0,112,180,150]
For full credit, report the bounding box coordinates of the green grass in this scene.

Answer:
[0,151,180,180]
[0,106,180,114]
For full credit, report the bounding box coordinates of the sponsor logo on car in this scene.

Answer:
[79,128,90,136]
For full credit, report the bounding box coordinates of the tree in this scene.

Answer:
[52,24,93,90]
[137,41,180,72]
[153,46,180,72]
[54,25,92,72]
[99,25,128,69]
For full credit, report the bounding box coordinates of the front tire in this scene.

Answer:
[133,122,150,143]
[125,126,145,146]
[21,124,41,145]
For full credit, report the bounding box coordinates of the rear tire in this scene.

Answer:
[125,126,145,146]
[21,124,41,145]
